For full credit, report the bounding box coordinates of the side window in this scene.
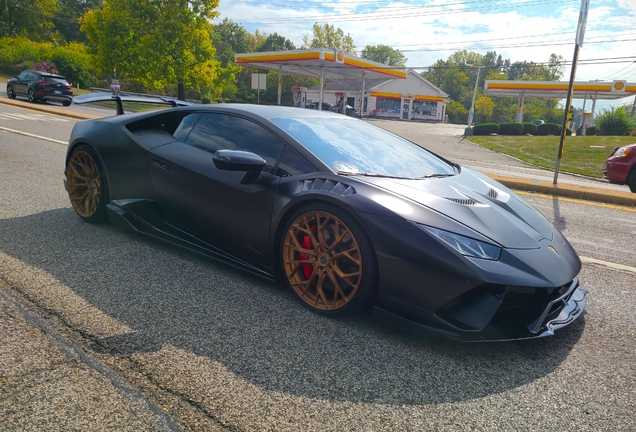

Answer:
[172,113,202,142]
[185,113,284,174]
[276,146,315,177]
[18,71,28,80]
[26,72,37,81]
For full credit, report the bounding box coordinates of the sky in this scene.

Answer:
[214,0,636,111]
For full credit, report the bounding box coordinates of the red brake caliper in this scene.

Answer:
[299,224,317,279]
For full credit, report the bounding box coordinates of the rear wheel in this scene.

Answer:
[66,145,109,222]
[628,169,636,193]
[62,99,71,107]
[281,204,377,316]
[6,85,15,99]
[28,89,36,103]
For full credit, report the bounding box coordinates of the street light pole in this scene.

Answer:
[466,65,483,126]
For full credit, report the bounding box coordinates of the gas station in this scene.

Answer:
[484,79,636,135]
[234,48,409,117]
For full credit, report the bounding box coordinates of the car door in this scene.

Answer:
[13,71,30,95]
[148,112,285,264]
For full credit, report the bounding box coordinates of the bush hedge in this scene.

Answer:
[498,122,524,135]
[585,126,598,135]
[521,122,537,135]
[0,37,95,88]
[473,123,500,135]
[535,123,561,136]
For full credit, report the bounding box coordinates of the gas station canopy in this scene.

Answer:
[235,48,407,81]
[484,80,636,100]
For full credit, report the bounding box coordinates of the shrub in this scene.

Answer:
[33,61,57,73]
[585,126,598,135]
[595,106,636,136]
[446,100,468,123]
[51,43,95,88]
[498,122,524,135]
[536,123,561,136]
[521,122,537,135]
[473,123,500,135]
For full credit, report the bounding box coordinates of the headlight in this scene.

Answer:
[418,225,502,260]
[614,147,631,158]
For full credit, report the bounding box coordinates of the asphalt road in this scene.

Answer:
[1,103,635,431]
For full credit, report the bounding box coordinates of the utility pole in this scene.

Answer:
[554,0,589,185]
[466,64,483,126]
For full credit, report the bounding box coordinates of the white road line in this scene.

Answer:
[0,111,68,122]
[581,256,636,275]
[0,125,67,145]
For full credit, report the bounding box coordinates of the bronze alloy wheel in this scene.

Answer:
[67,150,102,218]
[283,210,363,311]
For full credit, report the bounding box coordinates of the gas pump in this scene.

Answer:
[581,112,593,135]
[292,86,307,107]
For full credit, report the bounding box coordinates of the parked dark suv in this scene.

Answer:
[6,70,73,106]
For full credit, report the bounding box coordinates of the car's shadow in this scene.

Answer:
[0,208,584,406]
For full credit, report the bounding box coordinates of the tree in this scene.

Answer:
[596,106,636,136]
[302,23,356,55]
[361,44,406,67]
[257,33,295,52]
[0,0,57,40]
[474,95,494,122]
[53,0,102,42]
[81,0,221,100]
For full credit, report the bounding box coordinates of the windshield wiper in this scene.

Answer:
[418,173,455,179]
[337,171,413,180]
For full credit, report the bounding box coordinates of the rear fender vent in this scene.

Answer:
[488,188,499,199]
[296,178,356,196]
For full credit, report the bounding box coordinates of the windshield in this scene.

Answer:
[271,117,456,179]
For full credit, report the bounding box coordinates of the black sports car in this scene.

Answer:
[64,95,587,341]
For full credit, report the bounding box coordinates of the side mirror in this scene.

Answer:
[212,149,266,184]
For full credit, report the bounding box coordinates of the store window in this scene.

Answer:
[375,97,401,114]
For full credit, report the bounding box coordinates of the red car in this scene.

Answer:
[603,143,636,192]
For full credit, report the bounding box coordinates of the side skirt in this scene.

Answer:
[106,200,276,281]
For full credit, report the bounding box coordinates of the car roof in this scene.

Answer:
[25,70,66,79]
[177,103,347,120]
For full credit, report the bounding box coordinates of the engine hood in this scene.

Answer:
[357,167,554,249]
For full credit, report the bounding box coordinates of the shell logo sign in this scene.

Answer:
[612,80,626,92]
[336,50,345,64]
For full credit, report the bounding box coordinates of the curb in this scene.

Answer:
[2,96,635,207]
[489,174,636,207]
[0,97,99,120]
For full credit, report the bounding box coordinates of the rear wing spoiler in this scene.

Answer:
[72,93,193,115]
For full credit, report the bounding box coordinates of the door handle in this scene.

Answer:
[152,159,170,170]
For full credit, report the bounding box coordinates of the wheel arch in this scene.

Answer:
[65,140,112,201]
[270,196,380,291]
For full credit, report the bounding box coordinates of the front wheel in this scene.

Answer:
[28,89,36,103]
[628,170,636,193]
[66,145,109,222]
[281,204,377,316]
[6,85,15,99]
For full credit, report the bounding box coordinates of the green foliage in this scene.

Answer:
[445,100,468,123]
[473,123,500,135]
[536,123,561,136]
[474,95,494,122]
[51,42,94,87]
[585,126,598,135]
[595,106,636,136]
[0,0,57,40]
[257,33,295,52]
[302,23,356,55]
[521,122,537,135]
[0,37,95,86]
[53,0,101,42]
[361,44,406,67]
[498,122,524,135]
[81,0,221,99]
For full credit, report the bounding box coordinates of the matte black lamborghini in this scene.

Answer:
[64,95,586,341]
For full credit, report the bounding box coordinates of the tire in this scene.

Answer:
[28,89,37,103]
[62,99,71,107]
[281,203,377,316]
[66,145,109,223]
[628,169,636,193]
[6,85,15,99]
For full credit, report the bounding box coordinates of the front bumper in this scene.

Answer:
[373,279,587,342]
